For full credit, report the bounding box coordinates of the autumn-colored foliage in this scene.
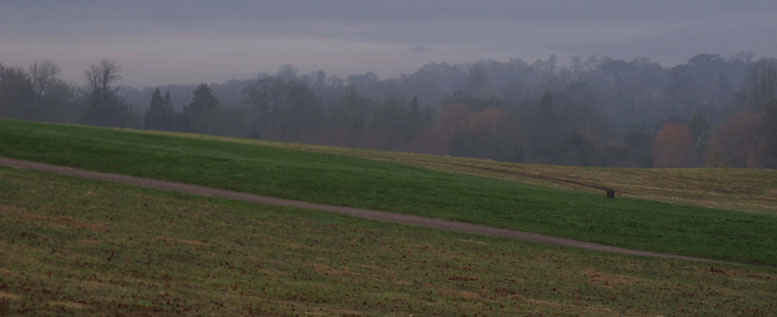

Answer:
[653,122,694,168]
[705,111,773,168]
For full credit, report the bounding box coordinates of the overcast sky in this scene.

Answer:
[2,0,776,87]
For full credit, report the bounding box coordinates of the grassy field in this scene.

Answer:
[1,166,776,315]
[139,129,777,214]
[1,119,777,266]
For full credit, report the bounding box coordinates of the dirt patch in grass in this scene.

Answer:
[48,301,85,310]
[459,239,487,245]
[72,279,109,289]
[257,268,288,278]
[0,206,47,220]
[156,236,207,246]
[312,264,362,277]
[511,294,612,313]
[583,270,637,288]
[0,292,20,300]
[439,289,479,299]
[706,266,775,280]
[57,216,111,232]
[276,241,305,249]
[1,207,112,233]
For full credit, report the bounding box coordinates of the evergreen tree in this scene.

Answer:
[163,90,172,108]
[179,83,218,132]
[185,83,218,111]
[410,96,420,112]
[143,88,175,130]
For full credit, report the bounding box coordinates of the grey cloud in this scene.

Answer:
[407,45,436,53]
[1,0,776,86]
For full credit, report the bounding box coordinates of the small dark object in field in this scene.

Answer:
[607,190,615,199]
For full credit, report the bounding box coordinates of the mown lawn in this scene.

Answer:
[1,166,776,315]
[1,119,777,266]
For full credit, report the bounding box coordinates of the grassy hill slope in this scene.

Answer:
[1,119,776,265]
[1,166,776,315]
[142,130,777,214]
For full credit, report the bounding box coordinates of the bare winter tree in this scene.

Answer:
[748,58,777,108]
[80,60,137,127]
[84,60,122,102]
[29,61,62,96]
[25,60,74,122]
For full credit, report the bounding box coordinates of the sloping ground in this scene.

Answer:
[1,119,777,266]
[0,156,718,263]
[142,130,777,214]
[1,167,776,315]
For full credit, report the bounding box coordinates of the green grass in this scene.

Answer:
[147,129,777,214]
[1,166,776,315]
[1,119,777,266]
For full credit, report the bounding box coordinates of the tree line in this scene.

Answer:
[1,53,776,168]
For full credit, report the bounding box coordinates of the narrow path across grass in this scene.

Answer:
[0,156,723,263]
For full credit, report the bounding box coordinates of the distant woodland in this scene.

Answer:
[2,53,776,168]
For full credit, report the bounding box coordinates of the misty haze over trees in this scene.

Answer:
[2,53,776,168]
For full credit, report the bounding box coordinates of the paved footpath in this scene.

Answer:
[0,156,721,263]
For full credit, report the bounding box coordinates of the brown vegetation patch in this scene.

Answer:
[439,289,479,299]
[276,241,304,249]
[0,205,47,220]
[393,280,414,287]
[156,236,207,246]
[48,301,85,310]
[583,270,636,288]
[258,268,287,277]
[63,277,109,289]
[0,292,20,300]
[707,267,774,280]
[179,208,197,214]
[78,280,109,289]
[0,206,113,232]
[267,299,365,316]
[511,294,612,312]
[57,216,111,232]
[80,239,100,245]
[311,264,361,277]
[459,239,487,245]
